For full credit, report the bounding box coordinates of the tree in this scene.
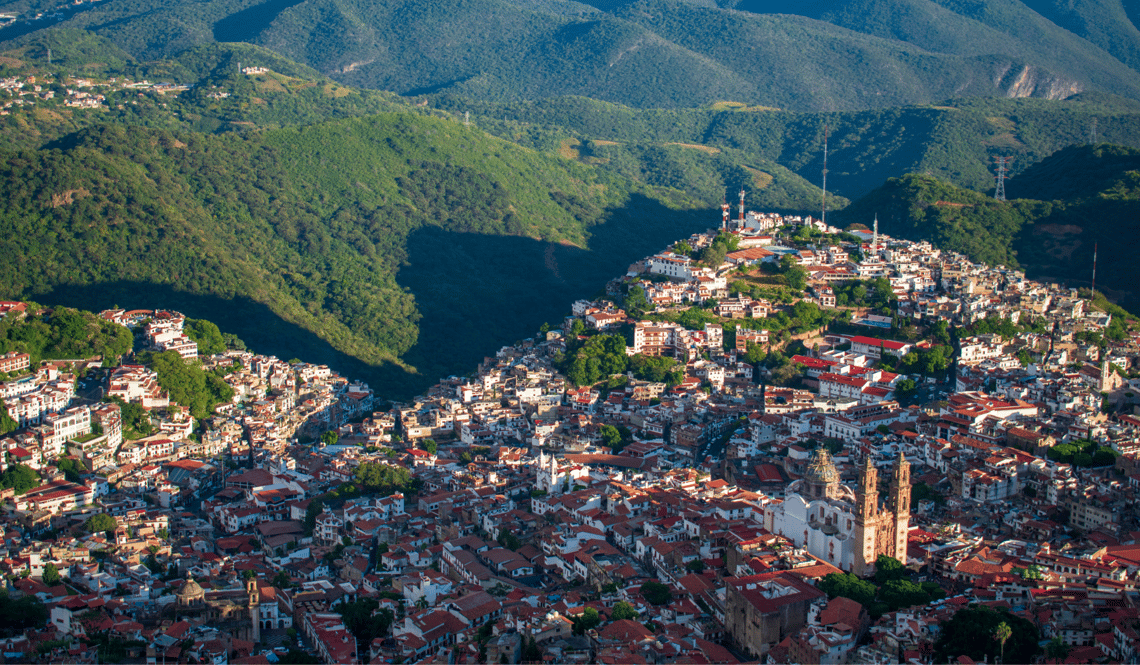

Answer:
[572,607,601,634]
[0,592,48,637]
[686,559,706,573]
[85,513,117,536]
[1045,636,1070,660]
[785,265,807,291]
[874,555,906,584]
[272,571,294,589]
[994,622,1012,664]
[56,457,84,483]
[338,598,395,644]
[879,580,931,611]
[934,605,1039,665]
[321,430,338,446]
[497,530,522,551]
[422,439,437,455]
[611,601,639,621]
[641,581,673,605]
[0,464,38,495]
[818,573,876,607]
[184,319,227,356]
[41,563,60,586]
[522,635,543,663]
[625,285,651,317]
[0,402,16,435]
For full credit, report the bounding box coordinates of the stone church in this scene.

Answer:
[173,576,262,643]
[764,448,910,576]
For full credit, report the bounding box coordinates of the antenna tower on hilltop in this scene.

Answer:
[738,187,746,226]
[872,215,878,253]
[993,156,1010,202]
[721,191,730,231]
[1092,241,1098,295]
[821,124,829,226]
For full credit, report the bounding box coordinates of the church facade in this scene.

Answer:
[763,449,910,577]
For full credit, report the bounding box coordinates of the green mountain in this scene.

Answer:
[835,144,1140,309]
[7,0,1140,109]
[0,69,729,398]
[436,92,1140,199]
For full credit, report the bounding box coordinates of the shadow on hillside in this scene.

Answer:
[397,193,715,385]
[32,196,714,402]
[29,282,416,399]
[213,0,306,43]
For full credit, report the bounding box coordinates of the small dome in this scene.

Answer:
[179,577,204,598]
[805,448,839,485]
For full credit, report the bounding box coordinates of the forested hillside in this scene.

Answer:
[6,0,1140,109]
[436,92,1140,199]
[0,110,719,398]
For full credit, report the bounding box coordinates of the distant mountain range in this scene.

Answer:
[5,0,1140,109]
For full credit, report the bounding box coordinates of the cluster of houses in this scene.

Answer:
[6,214,1140,664]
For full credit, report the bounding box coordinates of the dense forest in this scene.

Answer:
[6,0,1140,110]
[0,98,720,397]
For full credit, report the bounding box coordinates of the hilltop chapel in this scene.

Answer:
[766,449,910,576]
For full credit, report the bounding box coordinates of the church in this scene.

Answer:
[763,448,910,576]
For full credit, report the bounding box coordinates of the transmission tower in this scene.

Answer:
[821,123,829,226]
[993,156,1010,202]
[721,191,729,231]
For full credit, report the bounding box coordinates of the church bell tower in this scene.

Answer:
[852,456,879,577]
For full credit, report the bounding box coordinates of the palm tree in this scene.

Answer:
[994,622,1012,664]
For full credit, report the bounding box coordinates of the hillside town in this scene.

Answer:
[1,209,1139,665]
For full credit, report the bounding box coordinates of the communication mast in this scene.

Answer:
[872,215,878,253]
[993,156,1010,202]
[821,124,829,226]
[738,187,746,226]
[721,191,730,231]
[1092,241,1098,295]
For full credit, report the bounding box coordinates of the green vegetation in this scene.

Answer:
[0,305,131,365]
[1047,438,1118,467]
[0,464,38,495]
[184,318,227,356]
[0,590,48,637]
[611,601,639,621]
[106,397,153,439]
[572,607,601,634]
[818,556,945,619]
[0,91,715,398]
[56,457,85,483]
[337,598,395,646]
[18,0,1140,112]
[641,581,673,605]
[934,605,1040,665]
[84,513,117,534]
[147,351,234,420]
[559,334,628,387]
